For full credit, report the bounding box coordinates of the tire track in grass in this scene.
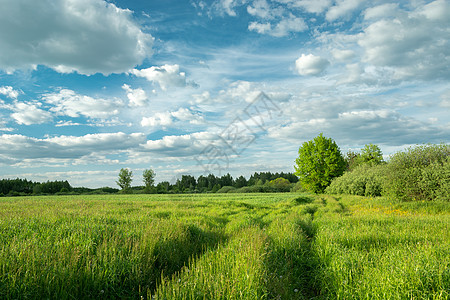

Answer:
[263,195,323,300]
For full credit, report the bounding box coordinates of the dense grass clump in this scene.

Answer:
[313,196,450,299]
[0,193,448,299]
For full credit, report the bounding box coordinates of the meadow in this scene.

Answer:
[0,193,448,299]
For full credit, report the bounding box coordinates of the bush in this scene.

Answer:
[233,185,278,193]
[325,164,386,197]
[383,144,449,201]
[266,177,292,192]
[290,181,306,193]
[419,159,450,201]
[217,186,236,193]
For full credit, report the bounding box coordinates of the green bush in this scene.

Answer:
[290,181,306,193]
[266,177,292,192]
[384,144,449,201]
[325,164,386,197]
[217,186,236,193]
[419,159,449,201]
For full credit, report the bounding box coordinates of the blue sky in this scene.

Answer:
[0,0,449,187]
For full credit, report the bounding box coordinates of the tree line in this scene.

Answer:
[0,171,298,196]
[116,169,298,194]
[0,179,73,196]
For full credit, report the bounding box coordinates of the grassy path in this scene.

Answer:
[0,193,448,299]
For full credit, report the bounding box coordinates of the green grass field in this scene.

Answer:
[0,193,448,299]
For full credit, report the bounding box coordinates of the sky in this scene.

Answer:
[0,0,449,188]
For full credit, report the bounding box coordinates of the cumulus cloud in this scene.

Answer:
[247,0,283,19]
[0,86,20,99]
[11,101,53,125]
[268,95,449,146]
[0,132,146,160]
[43,89,123,119]
[171,108,204,124]
[356,0,450,81]
[295,54,330,76]
[132,64,190,90]
[141,108,204,127]
[326,0,364,21]
[141,112,173,127]
[314,0,449,85]
[248,14,307,37]
[0,120,14,132]
[191,81,284,106]
[122,84,149,107]
[248,22,272,34]
[0,0,153,75]
[212,0,248,16]
[363,3,399,20]
[139,131,216,157]
[332,49,355,61]
[281,0,332,14]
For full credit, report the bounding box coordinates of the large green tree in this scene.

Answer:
[294,133,346,193]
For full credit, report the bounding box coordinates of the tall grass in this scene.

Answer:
[0,193,448,299]
[313,195,450,299]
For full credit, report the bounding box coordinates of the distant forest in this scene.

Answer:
[0,172,298,196]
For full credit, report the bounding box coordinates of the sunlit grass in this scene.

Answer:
[0,193,448,299]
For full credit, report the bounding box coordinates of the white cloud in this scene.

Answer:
[132,64,188,90]
[326,0,364,21]
[212,0,248,16]
[420,0,450,21]
[0,86,20,99]
[43,89,123,119]
[283,0,332,14]
[248,14,307,37]
[0,132,146,160]
[248,22,272,34]
[139,131,216,157]
[247,0,284,19]
[357,0,450,80]
[141,112,173,127]
[191,81,282,106]
[191,91,213,104]
[11,101,53,125]
[0,119,14,132]
[332,49,355,61]
[0,0,153,75]
[122,84,149,107]
[267,94,449,146]
[364,3,399,20]
[141,108,204,127]
[171,108,204,124]
[225,81,261,103]
[295,54,330,76]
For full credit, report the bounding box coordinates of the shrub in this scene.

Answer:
[217,186,236,193]
[383,144,449,201]
[325,164,386,197]
[266,177,292,192]
[290,181,306,193]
